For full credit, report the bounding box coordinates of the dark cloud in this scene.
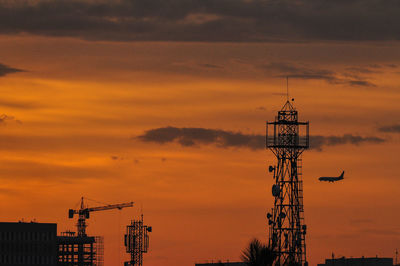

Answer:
[137,127,385,151]
[2,0,400,42]
[378,124,400,133]
[137,126,264,150]
[345,67,378,74]
[347,80,375,87]
[261,62,378,87]
[310,134,385,151]
[0,63,23,77]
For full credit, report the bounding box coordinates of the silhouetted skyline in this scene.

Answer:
[0,1,400,265]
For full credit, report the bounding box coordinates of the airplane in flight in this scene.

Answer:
[319,171,345,182]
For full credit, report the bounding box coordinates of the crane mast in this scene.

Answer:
[69,197,134,237]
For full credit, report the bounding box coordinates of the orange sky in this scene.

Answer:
[0,35,400,265]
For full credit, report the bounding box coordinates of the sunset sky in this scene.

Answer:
[0,0,400,265]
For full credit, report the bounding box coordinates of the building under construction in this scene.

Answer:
[57,231,103,266]
[266,100,309,266]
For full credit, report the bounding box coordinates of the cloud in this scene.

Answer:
[111,155,125,160]
[137,127,385,151]
[0,187,19,196]
[255,106,266,111]
[261,62,378,87]
[0,63,23,77]
[378,124,400,133]
[0,99,42,110]
[358,228,400,236]
[137,126,264,150]
[310,134,385,151]
[0,114,21,125]
[0,159,115,182]
[198,63,223,69]
[2,0,400,42]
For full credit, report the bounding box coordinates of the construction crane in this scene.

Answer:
[69,197,134,237]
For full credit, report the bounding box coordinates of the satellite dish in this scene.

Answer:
[272,184,280,197]
[269,166,275,173]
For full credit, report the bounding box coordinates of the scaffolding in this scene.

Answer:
[57,231,104,266]
[266,100,309,266]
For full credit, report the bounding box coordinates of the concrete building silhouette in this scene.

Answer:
[317,256,393,266]
[0,222,57,265]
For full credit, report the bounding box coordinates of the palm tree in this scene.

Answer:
[241,238,276,266]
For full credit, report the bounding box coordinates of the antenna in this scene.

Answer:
[286,76,289,101]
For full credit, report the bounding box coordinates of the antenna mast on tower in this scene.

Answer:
[286,76,289,101]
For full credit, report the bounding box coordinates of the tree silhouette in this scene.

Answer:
[241,238,276,266]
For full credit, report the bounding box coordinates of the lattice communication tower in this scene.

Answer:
[266,100,309,266]
[124,215,152,266]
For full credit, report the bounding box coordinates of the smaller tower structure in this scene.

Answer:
[124,215,152,266]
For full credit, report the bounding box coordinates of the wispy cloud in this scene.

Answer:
[198,63,223,69]
[0,63,24,77]
[137,127,385,151]
[0,159,115,183]
[378,124,400,133]
[260,62,381,87]
[0,99,43,110]
[310,134,385,151]
[0,114,22,125]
